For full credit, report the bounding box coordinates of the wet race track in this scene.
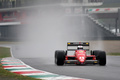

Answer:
[18,56,120,80]
[12,45,120,80]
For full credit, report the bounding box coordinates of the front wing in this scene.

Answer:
[65,60,98,64]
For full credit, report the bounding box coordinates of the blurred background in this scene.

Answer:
[0,0,120,41]
[0,0,120,57]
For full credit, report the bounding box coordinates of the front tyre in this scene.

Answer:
[98,51,106,66]
[55,50,65,66]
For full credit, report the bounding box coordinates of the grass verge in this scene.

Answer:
[0,47,11,58]
[0,47,40,80]
[107,53,120,56]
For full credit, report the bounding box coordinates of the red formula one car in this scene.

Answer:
[55,42,106,66]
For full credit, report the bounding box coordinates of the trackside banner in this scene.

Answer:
[86,8,118,13]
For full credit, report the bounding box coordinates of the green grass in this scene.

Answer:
[0,47,41,80]
[0,47,11,58]
[107,53,120,56]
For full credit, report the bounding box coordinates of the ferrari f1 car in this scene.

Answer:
[55,42,106,66]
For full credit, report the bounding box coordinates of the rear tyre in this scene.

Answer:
[98,51,106,66]
[55,50,65,66]
[55,51,58,64]
[90,50,93,55]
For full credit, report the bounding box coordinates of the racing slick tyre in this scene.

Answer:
[92,50,100,60]
[55,50,65,66]
[98,51,106,66]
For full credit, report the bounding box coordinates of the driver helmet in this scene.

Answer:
[77,46,83,50]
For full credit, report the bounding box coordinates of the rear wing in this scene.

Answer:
[67,42,90,51]
[67,42,89,46]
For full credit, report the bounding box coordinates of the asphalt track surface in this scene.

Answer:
[1,41,120,80]
[12,48,120,80]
